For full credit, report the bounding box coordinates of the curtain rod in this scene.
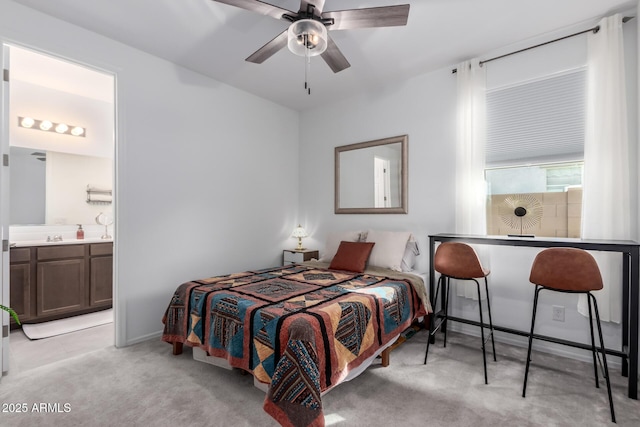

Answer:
[451,16,634,74]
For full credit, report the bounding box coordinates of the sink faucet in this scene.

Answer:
[53,235,63,242]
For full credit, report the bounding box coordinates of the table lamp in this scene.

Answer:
[291,224,308,250]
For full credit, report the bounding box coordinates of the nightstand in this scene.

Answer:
[283,249,319,265]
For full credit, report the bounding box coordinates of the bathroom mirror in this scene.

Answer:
[10,146,113,225]
[335,134,408,214]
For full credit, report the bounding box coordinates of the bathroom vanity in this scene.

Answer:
[9,241,113,326]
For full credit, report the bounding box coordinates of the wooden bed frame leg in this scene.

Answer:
[381,348,390,367]
[173,342,183,355]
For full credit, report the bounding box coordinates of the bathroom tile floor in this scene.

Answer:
[7,322,113,376]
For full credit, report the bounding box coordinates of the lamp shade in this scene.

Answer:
[291,225,308,238]
[287,19,327,57]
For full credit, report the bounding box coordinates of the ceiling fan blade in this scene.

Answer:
[212,0,294,20]
[321,36,350,73]
[245,29,288,64]
[324,4,410,30]
[299,0,326,16]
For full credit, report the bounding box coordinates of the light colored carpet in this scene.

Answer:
[21,309,113,340]
[0,330,638,426]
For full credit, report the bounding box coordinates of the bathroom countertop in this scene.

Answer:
[11,238,113,248]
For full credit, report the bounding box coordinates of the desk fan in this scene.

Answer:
[499,194,543,237]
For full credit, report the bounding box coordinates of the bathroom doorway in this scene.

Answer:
[1,44,117,374]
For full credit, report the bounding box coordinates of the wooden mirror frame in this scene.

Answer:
[335,134,408,214]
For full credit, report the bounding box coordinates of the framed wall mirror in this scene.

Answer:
[335,134,408,214]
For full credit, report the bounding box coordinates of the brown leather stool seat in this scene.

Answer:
[424,242,496,384]
[523,247,615,423]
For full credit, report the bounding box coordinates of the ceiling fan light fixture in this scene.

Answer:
[287,19,327,57]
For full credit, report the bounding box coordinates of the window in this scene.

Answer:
[485,69,586,238]
[486,162,583,195]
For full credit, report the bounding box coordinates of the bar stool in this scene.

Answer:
[523,248,615,423]
[423,242,496,384]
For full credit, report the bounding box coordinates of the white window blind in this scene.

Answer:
[486,69,586,167]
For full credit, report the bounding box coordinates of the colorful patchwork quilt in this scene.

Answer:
[162,263,429,427]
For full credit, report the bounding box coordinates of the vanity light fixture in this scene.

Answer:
[70,126,85,136]
[55,123,68,134]
[20,117,35,128]
[291,224,308,251]
[39,120,53,131]
[18,116,86,138]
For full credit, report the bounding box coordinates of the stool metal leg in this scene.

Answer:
[590,293,616,424]
[424,276,443,365]
[424,272,494,386]
[443,276,451,348]
[484,277,497,362]
[587,292,600,388]
[475,278,488,384]
[523,285,541,398]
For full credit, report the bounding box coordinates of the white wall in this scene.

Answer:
[0,0,300,346]
[299,67,456,271]
[299,17,639,365]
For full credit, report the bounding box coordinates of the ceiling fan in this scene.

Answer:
[213,0,410,73]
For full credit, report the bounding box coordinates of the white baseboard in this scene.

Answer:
[123,330,163,347]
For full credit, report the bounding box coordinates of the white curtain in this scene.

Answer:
[579,14,630,323]
[454,59,488,299]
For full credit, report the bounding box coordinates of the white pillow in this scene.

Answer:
[401,237,420,272]
[365,230,412,271]
[319,231,363,262]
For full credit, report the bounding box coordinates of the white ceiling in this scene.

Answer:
[12,0,637,111]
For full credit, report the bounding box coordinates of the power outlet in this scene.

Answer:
[552,305,565,322]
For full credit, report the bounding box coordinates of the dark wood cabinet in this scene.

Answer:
[9,242,113,326]
[90,243,113,307]
[9,248,34,323]
[37,258,86,317]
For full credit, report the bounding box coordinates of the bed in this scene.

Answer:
[161,233,431,427]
